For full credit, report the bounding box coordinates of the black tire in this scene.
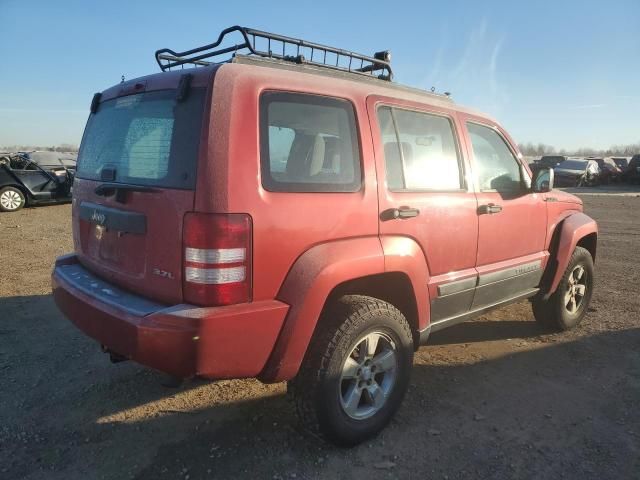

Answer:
[532,246,594,331]
[0,186,26,212]
[288,295,414,446]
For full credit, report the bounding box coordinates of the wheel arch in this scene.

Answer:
[542,212,598,297]
[259,236,428,383]
[324,271,420,348]
[576,232,597,261]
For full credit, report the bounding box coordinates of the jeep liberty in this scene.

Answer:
[52,26,598,446]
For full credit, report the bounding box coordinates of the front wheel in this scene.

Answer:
[288,295,414,446]
[532,246,594,331]
[0,186,26,212]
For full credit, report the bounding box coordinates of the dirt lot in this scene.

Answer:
[1,194,639,480]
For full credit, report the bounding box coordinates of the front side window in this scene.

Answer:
[260,92,361,192]
[467,122,522,192]
[377,106,462,191]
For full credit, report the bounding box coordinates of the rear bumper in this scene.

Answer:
[52,255,289,379]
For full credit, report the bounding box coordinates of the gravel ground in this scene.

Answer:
[0,195,639,480]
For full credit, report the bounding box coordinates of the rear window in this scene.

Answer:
[76,89,206,189]
[260,92,361,192]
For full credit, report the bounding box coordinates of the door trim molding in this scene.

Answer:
[477,260,542,286]
[420,288,540,345]
[428,259,544,324]
[437,276,477,296]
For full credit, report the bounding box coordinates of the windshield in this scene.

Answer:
[76,88,205,189]
[557,160,587,170]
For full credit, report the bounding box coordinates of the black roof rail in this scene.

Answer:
[155,25,393,81]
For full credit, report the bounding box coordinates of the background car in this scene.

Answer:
[610,156,630,171]
[624,154,640,184]
[0,153,74,212]
[553,158,601,187]
[530,155,567,175]
[590,157,623,183]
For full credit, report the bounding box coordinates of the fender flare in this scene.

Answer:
[545,212,598,295]
[379,235,431,330]
[259,235,429,382]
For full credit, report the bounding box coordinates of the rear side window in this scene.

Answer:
[76,89,206,189]
[377,106,462,191]
[467,122,522,192]
[260,92,361,192]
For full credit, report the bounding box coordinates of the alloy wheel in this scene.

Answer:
[0,190,22,211]
[339,331,398,420]
[565,265,587,314]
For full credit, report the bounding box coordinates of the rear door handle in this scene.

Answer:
[478,203,502,215]
[380,207,420,221]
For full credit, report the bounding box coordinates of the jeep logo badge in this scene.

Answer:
[91,210,106,225]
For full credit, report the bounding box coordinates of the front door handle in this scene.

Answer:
[478,203,502,215]
[380,207,420,221]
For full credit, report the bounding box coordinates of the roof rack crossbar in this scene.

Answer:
[155,25,393,81]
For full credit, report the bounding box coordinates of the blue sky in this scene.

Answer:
[1,0,638,150]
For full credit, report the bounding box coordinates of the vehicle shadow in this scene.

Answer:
[135,328,640,480]
[1,294,638,479]
[427,319,544,345]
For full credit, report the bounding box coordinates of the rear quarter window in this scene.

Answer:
[260,92,361,192]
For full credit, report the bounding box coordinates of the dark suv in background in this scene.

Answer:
[530,155,567,176]
[624,155,640,184]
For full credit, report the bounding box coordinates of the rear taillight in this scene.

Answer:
[183,213,252,306]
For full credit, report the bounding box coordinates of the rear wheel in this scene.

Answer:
[532,246,594,331]
[288,295,414,446]
[0,187,25,212]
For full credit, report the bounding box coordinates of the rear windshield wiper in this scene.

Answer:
[94,183,159,203]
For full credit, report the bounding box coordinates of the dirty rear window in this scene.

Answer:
[76,89,206,189]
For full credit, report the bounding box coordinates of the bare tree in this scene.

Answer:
[519,141,639,158]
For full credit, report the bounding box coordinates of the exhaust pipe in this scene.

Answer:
[101,345,128,363]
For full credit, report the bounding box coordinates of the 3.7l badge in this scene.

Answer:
[152,268,175,280]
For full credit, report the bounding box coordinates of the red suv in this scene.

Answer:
[52,26,598,446]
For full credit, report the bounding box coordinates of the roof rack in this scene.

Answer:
[155,25,393,81]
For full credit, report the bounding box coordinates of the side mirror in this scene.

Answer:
[532,167,554,193]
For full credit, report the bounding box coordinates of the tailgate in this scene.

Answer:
[72,179,194,304]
